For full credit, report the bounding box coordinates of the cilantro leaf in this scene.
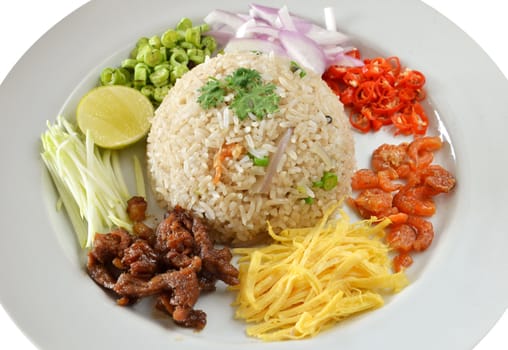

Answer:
[230,83,280,120]
[224,67,262,92]
[197,78,226,109]
[197,67,280,121]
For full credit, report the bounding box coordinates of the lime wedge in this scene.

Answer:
[76,85,154,149]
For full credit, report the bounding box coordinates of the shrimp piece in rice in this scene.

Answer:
[212,142,244,184]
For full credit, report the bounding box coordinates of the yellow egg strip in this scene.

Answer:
[231,208,409,341]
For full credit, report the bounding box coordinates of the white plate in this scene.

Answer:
[1,1,508,349]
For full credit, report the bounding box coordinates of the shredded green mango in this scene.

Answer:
[41,116,133,248]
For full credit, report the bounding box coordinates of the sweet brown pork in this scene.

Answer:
[87,203,239,330]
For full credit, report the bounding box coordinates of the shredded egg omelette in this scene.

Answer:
[231,208,409,341]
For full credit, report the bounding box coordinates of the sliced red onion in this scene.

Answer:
[206,29,234,47]
[235,18,257,38]
[224,38,286,56]
[248,3,279,23]
[279,29,327,75]
[305,25,349,46]
[276,5,297,31]
[323,45,346,57]
[204,4,362,75]
[323,7,337,31]
[330,52,364,67]
[204,9,245,30]
[288,16,310,32]
[237,13,254,21]
[257,128,294,194]
[236,22,280,39]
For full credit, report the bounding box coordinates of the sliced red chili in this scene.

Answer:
[416,88,426,101]
[373,112,393,126]
[370,118,383,131]
[339,86,355,105]
[325,78,341,95]
[398,87,417,101]
[323,65,348,80]
[345,48,361,59]
[353,81,377,107]
[400,70,426,89]
[349,110,371,132]
[372,96,402,115]
[386,56,401,76]
[321,50,429,136]
[343,67,363,87]
[362,57,389,79]
[409,102,429,135]
[391,111,413,135]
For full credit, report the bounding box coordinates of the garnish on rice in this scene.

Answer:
[197,67,280,120]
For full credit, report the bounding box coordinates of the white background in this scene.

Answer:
[0,0,506,349]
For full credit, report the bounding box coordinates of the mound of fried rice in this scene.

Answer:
[147,51,355,245]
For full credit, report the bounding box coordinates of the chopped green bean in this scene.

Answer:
[140,85,155,99]
[304,197,314,205]
[254,157,269,167]
[290,60,307,78]
[133,63,149,88]
[187,48,205,64]
[322,172,338,190]
[135,45,150,61]
[154,62,171,71]
[312,180,323,188]
[117,68,132,84]
[134,62,151,72]
[149,68,170,87]
[149,35,161,49]
[176,17,193,31]
[170,48,189,66]
[159,47,168,62]
[153,85,170,102]
[100,68,130,86]
[204,48,213,59]
[180,41,195,50]
[248,153,269,167]
[161,29,180,48]
[170,64,189,83]
[100,68,115,85]
[313,171,338,191]
[201,36,217,53]
[129,47,139,59]
[97,17,216,107]
[121,58,138,70]
[199,23,210,33]
[144,48,163,67]
[136,37,149,48]
[185,27,201,47]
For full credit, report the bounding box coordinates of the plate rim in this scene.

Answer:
[1,0,508,349]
